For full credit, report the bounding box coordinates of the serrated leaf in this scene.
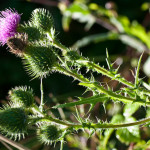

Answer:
[53,95,108,109]
[116,116,140,144]
[126,117,140,138]
[123,103,140,117]
[116,128,140,144]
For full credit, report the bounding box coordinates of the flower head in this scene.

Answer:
[0,9,21,46]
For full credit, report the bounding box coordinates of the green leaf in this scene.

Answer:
[143,56,150,77]
[118,34,148,53]
[62,15,72,31]
[111,114,124,123]
[116,128,140,144]
[53,95,108,108]
[127,21,150,48]
[116,116,140,144]
[123,103,140,117]
[72,32,119,49]
[62,3,95,31]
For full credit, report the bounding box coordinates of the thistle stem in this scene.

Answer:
[51,38,134,88]
[39,77,44,112]
[55,65,89,83]
[32,113,150,129]
[51,38,150,97]
[60,140,64,150]
[91,116,150,129]
[32,100,150,129]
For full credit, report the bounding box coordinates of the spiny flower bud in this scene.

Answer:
[7,33,28,57]
[23,44,57,78]
[0,108,28,139]
[63,50,81,61]
[9,86,34,107]
[17,22,42,42]
[31,8,53,32]
[37,124,62,145]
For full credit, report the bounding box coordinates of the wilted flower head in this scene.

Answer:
[0,8,21,46]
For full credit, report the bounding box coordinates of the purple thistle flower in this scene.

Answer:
[0,9,21,46]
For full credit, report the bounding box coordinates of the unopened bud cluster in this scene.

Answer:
[37,124,63,144]
[0,8,68,145]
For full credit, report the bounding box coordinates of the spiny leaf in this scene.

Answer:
[116,116,140,144]
[53,95,108,109]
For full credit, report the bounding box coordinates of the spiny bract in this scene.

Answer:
[0,108,28,140]
[31,8,53,32]
[9,86,34,107]
[37,124,62,145]
[23,44,57,78]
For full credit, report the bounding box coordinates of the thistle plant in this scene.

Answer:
[1,8,150,150]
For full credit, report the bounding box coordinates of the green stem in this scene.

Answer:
[53,40,70,52]
[47,32,69,53]
[60,140,64,150]
[55,65,89,83]
[32,101,150,129]
[92,117,150,129]
[32,114,150,129]
[39,77,44,112]
[103,129,114,148]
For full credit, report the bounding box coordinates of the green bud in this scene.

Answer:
[31,8,53,32]
[17,22,41,42]
[0,108,28,139]
[37,124,62,144]
[63,50,81,61]
[9,86,34,107]
[23,44,57,78]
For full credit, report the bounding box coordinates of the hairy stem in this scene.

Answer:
[32,112,150,129]
[55,65,89,83]
[39,77,44,112]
